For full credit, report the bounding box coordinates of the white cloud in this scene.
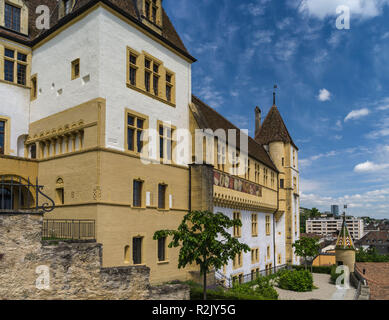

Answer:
[354,161,389,172]
[318,88,331,101]
[275,38,298,61]
[344,108,370,121]
[253,30,274,45]
[297,0,389,20]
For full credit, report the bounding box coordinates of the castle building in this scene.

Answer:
[0,0,299,284]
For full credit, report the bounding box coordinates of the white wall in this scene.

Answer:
[30,7,192,164]
[99,9,191,155]
[30,9,101,122]
[0,83,30,156]
[214,206,275,279]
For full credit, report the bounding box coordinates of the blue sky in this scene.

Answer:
[164,0,389,219]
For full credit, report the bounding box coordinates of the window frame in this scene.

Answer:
[30,74,37,101]
[125,109,148,156]
[0,116,10,155]
[2,46,29,86]
[233,211,242,238]
[4,2,21,32]
[132,236,143,265]
[132,179,144,208]
[251,213,258,237]
[157,121,176,163]
[158,183,167,210]
[71,58,80,80]
[266,215,271,236]
[157,236,168,263]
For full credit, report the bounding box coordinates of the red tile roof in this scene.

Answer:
[355,263,389,300]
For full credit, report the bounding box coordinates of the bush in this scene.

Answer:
[292,265,332,274]
[253,276,279,300]
[190,285,267,300]
[277,269,314,292]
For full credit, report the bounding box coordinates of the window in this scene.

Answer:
[217,140,226,171]
[293,177,297,190]
[251,248,259,264]
[124,245,130,263]
[3,49,27,85]
[31,75,37,100]
[5,3,21,32]
[0,120,5,154]
[126,48,175,105]
[158,184,167,209]
[251,214,258,236]
[133,180,143,207]
[271,172,275,188]
[145,0,151,19]
[255,163,260,183]
[165,72,174,102]
[157,236,166,262]
[267,246,271,259]
[56,188,64,205]
[129,52,138,86]
[126,113,145,153]
[266,215,271,236]
[233,212,241,238]
[280,179,284,189]
[159,125,173,161]
[263,168,268,185]
[282,157,284,166]
[233,251,243,269]
[278,254,282,264]
[71,59,80,80]
[293,150,296,167]
[153,63,159,96]
[30,144,36,159]
[133,237,143,264]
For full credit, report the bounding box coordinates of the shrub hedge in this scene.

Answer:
[292,265,333,274]
[277,269,314,292]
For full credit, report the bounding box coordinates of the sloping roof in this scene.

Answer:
[254,104,298,150]
[191,95,278,172]
[357,231,389,245]
[336,215,355,250]
[1,0,194,61]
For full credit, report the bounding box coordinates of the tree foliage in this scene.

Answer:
[292,237,320,269]
[153,210,250,300]
[356,247,389,262]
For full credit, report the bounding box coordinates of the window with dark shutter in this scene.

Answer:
[158,184,166,209]
[133,180,143,207]
[133,237,142,264]
[0,121,5,155]
[158,237,166,261]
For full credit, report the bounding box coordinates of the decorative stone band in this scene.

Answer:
[213,170,262,197]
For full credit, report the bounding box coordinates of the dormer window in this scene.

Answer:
[144,0,160,25]
[5,3,21,32]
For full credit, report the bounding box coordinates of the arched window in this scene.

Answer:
[56,178,64,205]
[124,245,130,263]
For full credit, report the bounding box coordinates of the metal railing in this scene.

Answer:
[215,264,288,288]
[43,219,96,240]
[0,176,55,213]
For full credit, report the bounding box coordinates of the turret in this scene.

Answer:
[335,214,356,273]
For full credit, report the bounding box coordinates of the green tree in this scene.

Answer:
[292,237,321,270]
[153,210,250,300]
[310,208,321,218]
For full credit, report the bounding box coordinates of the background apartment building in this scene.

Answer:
[306,217,364,240]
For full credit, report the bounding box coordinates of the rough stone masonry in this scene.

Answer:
[0,213,189,300]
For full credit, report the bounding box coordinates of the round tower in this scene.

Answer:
[335,214,356,273]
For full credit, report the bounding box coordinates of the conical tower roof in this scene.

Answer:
[254,104,298,150]
[336,214,355,250]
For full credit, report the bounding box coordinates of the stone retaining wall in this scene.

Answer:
[0,213,189,300]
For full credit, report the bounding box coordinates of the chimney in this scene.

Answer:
[255,106,261,136]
